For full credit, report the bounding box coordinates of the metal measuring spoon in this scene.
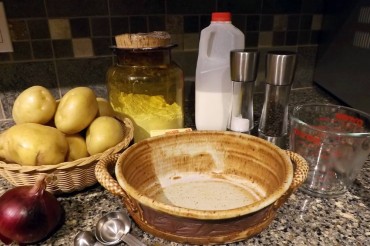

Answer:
[95,211,145,246]
[74,230,104,246]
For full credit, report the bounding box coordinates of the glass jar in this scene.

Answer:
[106,45,184,142]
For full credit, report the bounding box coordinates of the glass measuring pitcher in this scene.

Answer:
[289,103,370,198]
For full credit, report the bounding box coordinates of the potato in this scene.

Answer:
[86,116,125,155]
[65,134,89,161]
[0,123,68,166]
[55,87,98,134]
[12,86,57,124]
[96,97,115,117]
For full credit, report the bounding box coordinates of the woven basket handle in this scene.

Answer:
[273,150,309,209]
[95,154,137,212]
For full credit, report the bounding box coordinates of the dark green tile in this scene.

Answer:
[32,40,53,59]
[200,15,212,30]
[130,16,148,33]
[8,20,29,41]
[260,15,273,31]
[12,42,32,61]
[273,31,285,46]
[262,0,302,14]
[300,15,313,30]
[148,16,166,31]
[232,15,246,33]
[288,15,300,30]
[184,16,199,33]
[246,15,260,31]
[286,31,298,45]
[302,0,324,14]
[53,40,73,58]
[46,0,108,17]
[111,17,129,36]
[92,38,113,56]
[167,0,215,14]
[218,0,260,14]
[245,31,259,47]
[92,17,110,36]
[28,19,50,39]
[3,0,46,18]
[310,30,320,44]
[261,0,274,14]
[70,18,91,38]
[298,30,310,44]
[110,0,165,15]
[275,0,302,14]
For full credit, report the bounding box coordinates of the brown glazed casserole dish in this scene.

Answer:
[96,131,308,244]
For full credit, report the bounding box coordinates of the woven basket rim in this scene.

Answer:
[0,116,134,173]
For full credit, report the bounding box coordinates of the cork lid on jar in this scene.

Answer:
[115,31,171,49]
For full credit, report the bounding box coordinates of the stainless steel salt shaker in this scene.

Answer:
[227,49,259,133]
[258,51,297,148]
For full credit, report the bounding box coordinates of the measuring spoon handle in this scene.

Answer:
[121,233,146,246]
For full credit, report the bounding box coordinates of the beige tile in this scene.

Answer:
[49,19,71,39]
[311,15,323,30]
[166,15,183,34]
[273,15,288,31]
[72,38,93,57]
[183,33,199,51]
[171,34,184,50]
[259,32,273,47]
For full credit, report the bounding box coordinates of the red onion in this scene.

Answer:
[0,175,64,244]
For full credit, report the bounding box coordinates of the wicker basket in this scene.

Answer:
[0,117,134,195]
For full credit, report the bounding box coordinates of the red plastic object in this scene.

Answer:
[211,12,231,22]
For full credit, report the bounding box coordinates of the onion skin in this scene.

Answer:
[0,176,64,244]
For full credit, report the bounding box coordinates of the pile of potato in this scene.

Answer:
[0,86,126,166]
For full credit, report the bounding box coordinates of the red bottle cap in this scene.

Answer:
[211,12,231,22]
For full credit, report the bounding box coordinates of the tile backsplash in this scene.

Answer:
[0,0,324,120]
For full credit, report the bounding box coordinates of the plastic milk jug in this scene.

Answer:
[195,12,245,130]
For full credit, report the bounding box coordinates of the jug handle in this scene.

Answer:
[198,30,213,58]
[273,150,309,209]
[95,154,138,213]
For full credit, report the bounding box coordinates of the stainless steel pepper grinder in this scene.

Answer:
[227,49,259,134]
[258,51,297,148]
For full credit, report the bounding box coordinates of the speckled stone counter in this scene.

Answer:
[1,86,369,246]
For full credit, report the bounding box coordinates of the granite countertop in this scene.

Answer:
[0,86,369,246]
